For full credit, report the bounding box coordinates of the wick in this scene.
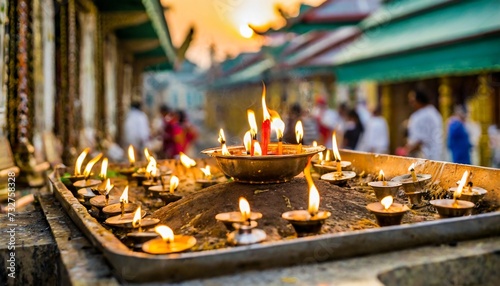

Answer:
[410,168,417,182]
[120,201,125,218]
[336,159,342,176]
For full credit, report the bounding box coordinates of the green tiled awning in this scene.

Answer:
[334,0,500,83]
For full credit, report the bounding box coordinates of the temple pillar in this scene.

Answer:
[438,77,452,122]
[476,74,492,166]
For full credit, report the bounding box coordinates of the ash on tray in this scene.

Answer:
[150,177,436,252]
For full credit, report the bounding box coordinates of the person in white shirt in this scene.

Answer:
[124,101,150,158]
[405,90,443,161]
[357,106,389,153]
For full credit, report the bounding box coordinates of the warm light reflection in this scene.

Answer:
[381,196,393,210]
[74,148,90,176]
[331,132,341,161]
[454,170,469,200]
[244,131,252,153]
[169,175,179,194]
[128,145,135,165]
[132,206,142,228]
[120,186,129,204]
[100,157,108,180]
[239,24,254,38]
[155,225,174,243]
[83,153,103,178]
[239,197,251,221]
[247,110,258,138]
[253,141,262,156]
[295,120,303,144]
[180,152,197,168]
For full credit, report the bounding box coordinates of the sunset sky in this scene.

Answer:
[161,0,325,69]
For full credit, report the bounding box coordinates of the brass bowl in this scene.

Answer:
[391,174,431,193]
[202,144,325,184]
[430,199,475,218]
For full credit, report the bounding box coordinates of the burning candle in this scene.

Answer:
[142,225,197,254]
[120,186,129,217]
[74,147,90,176]
[247,109,258,156]
[430,170,475,218]
[379,170,387,186]
[200,165,212,180]
[453,170,469,205]
[261,84,271,155]
[126,208,160,249]
[128,145,136,167]
[295,120,303,154]
[408,163,417,182]
[239,197,251,223]
[73,153,103,189]
[332,132,342,175]
[144,148,152,162]
[215,197,263,231]
[253,141,262,156]
[100,157,108,181]
[180,152,197,179]
[366,195,409,226]
[132,206,143,232]
[243,131,252,155]
[169,175,179,194]
[82,153,103,180]
[218,129,231,155]
[271,115,285,155]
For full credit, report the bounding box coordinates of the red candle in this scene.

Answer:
[261,83,270,155]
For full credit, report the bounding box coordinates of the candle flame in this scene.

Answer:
[104,179,113,195]
[180,152,196,168]
[146,157,157,179]
[331,132,341,161]
[408,163,415,172]
[74,148,90,176]
[155,225,174,243]
[144,148,152,162]
[239,24,254,38]
[169,175,179,194]
[83,153,103,178]
[119,186,129,204]
[379,170,385,181]
[253,141,262,156]
[454,170,469,200]
[381,196,393,210]
[218,129,226,144]
[271,118,285,140]
[261,84,270,120]
[100,157,108,180]
[247,110,258,137]
[312,141,317,147]
[132,206,141,228]
[304,159,320,215]
[200,166,211,177]
[325,150,331,161]
[318,151,324,161]
[128,145,135,165]
[295,120,303,144]
[239,197,251,221]
[243,131,252,153]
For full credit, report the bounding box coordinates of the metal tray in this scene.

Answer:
[48,151,500,283]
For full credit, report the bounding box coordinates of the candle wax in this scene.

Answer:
[261,119,270,155]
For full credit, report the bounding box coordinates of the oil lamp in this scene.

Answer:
[368,170,402,200]
[243,131,252,155]
[218,129,231,155]
[157,175,182,205]
[261,83,271,155]
[295,120,303,154]
[448,172,487,204]
[142,225,197,254]
[126,206,160,250]
[366,195,409,226]
[216,197,263,231]
[90,179,119,210]
[119,145,137,179]
[391,163,431,206]
[282,162,331,235]
[91,159,110,195]
[69,148,90,183]
[271,114,285,155]
[102,186,139,218]
[180,152,197,179]
[226,197,267,245]
[105,205,156,229]
[320,132,356,185]
[73,153,103,189]
[142,157,160,190]
[430,171,475,218]
[77,187,96,208]
[196,165,219,188]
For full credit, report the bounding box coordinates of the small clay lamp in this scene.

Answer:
[390,163,431,206]
[102,186,139,218]
[91,159,110,195]
[448,172,487,204]
[366,195,409,226]
[314,149,352,175]
[90,180,119,209]
[227,197,267,245]
[368,170,402,200]
[105,205,154,228]
[196,165,219,188]
[179,152,197,179]
[73,153,103,189]
[282,164,331,235]
[158,175,182,204]
[320,132,355,185]
[126,207,160,249]
[431,171,475,218]
[142,225,196,254]
[68,148,90,184]
[119,145,137,179]
[215,197,263,231]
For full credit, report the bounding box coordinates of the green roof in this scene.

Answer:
[334,0,500,83]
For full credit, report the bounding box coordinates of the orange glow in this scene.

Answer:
[270,110,285,140]
[312,141,317,147]
[454,171,469,200]
[408,163,415,172]
[218,128,226,144]
[169,175,179,194]
[295,120,303,144]
[132,206,142,228]
[247,110,258,138]
[120,186,129,204]
[308,184,320,216]
[253,141,262,156]
[100,157,108,180]
[261,84,270,121]
[155,225,174,243]
[144,148,152,162]
[381,196,393,210]
[379,170,385,181]
[74,148,90,176]
[180,152,197,168]
[146,157,157,180]
[331,132,341,161]
[239,24,254,38]
[104,179,114,195]
[244,131,252,153]
[239,197,251,221]
[83,153,103,178]
[128,145,135,165]
[200,166,211,177]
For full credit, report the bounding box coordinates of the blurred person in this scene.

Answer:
[447,105,472,164]
[283,103,318,145]
[124,101,150,157]
[342,109,364,150]
[357,106,389,154]
[312,96,342,148]
[465,115,481,165]
[176,109,198,157]
[403,90,443,161]
[488,125,500,168]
